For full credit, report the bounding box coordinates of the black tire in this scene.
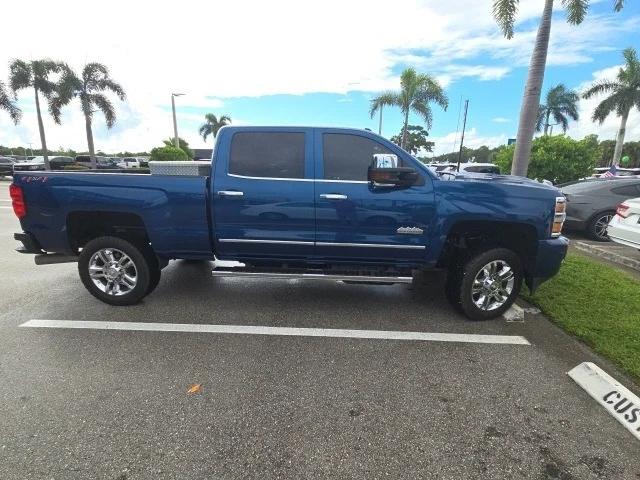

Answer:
[447,248,523,321]
[587,211,614,242]
[78,236,152,306]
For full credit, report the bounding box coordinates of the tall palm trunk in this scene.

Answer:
[401,109,410,149]
[544,110,551,135]
[511,0,553,177]
[34,87,50,170]
[612,108,629,166]
[85,115,96,169]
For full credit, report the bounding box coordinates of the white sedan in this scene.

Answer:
[608,197,640,248]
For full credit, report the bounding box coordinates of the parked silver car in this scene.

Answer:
[562,178,640,241]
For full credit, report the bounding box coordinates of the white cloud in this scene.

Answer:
[0,0,637,150]
[492,117,511,123]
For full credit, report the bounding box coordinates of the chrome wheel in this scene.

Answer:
[88,248,138,296]
[594,214,613,240]
[471,260,515,311]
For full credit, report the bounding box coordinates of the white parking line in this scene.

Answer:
[0,206,12,209]
[20,319,530,345]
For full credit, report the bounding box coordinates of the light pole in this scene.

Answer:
[171,93,184,149]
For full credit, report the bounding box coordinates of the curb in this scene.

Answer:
[574,241,640,272]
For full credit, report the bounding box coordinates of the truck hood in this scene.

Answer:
[441,172,560,193]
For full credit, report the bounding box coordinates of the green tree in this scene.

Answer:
[199,113,231,145]
[583,47,640,166]
[494,135,597,184]
[163,137,193,159]
[369,68,448,149]
[390,125,434,155]
[51,63,126,169]
[493,0,625,176]
[536,84,579,135]
[150,146,188,162]
[9,59,64,170]
[0,81,21,124]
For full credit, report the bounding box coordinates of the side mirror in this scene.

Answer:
[368,154,420,187]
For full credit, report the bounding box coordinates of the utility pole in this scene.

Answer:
[171,93,184,149]
[456,99,469,172]
[378,105,383,135]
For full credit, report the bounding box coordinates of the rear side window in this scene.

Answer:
[611,184,640,197]
[323,133,393,181]
[229,132,305,179]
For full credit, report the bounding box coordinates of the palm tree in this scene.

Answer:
[583,47,640,166]
[51,63,126,168]
[536,84,579,135]
[493,0,625,176]
[0,80,21,124]
[199,113,231,145]
[9,59,63,169]
[369,68,448,150]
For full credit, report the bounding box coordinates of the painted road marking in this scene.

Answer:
[568,362,640,441]
[20,320,530,345]
[0,206,12,209]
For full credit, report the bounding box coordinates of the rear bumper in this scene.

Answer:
[527,236,569,292]
[14,232,43,254]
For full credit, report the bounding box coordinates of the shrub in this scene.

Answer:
[494,135,597,184]
[149,146,189,162]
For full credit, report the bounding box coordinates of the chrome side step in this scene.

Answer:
[211,269,413,284]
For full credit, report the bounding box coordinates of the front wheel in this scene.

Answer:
[78,236,153,306]
[447,248,523,321]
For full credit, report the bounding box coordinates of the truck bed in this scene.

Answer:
[13,171,213,258]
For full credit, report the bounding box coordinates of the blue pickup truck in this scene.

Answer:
[10,126,568,320]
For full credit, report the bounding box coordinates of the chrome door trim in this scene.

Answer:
[228,173,313,182]
[217,239,425,250]
[218,239,314,245]
[316,242,425,250]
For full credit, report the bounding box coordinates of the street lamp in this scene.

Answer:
[171,93,185,149]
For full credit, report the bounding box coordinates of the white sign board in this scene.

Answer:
[568,362,640,441]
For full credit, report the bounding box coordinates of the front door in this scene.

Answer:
[212,128,315,261]
[313,129,435,265]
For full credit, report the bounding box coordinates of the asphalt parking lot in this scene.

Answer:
[1,178,639,479]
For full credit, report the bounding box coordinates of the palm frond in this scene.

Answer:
[410,102,434,131]
[592,93,621,123]
[614,0,625,12]
[552,109,570,132]
[0,81,21,124]
[369,91,401,118]
[582,80,621,99]
[199,123,212,141]
[9,59,32,92]
[493,0,519,39]
[91,94,116,128]
[562,0,589,25]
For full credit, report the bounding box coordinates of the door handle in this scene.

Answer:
[320,193,348,200]
[217,190,244,197]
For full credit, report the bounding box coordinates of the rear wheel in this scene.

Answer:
[587,211,614,241]
[78,236,152,305]
[446,248,523,321]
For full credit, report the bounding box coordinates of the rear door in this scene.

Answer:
[313,129,436,264]
[212,128,315,261]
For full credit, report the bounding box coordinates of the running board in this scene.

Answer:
[211,269,413,284]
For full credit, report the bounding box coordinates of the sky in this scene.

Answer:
[0,0,639,156]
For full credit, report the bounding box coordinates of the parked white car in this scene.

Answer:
[608,198,640,249]
[442,163,501,174]
[117,157,141,169]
